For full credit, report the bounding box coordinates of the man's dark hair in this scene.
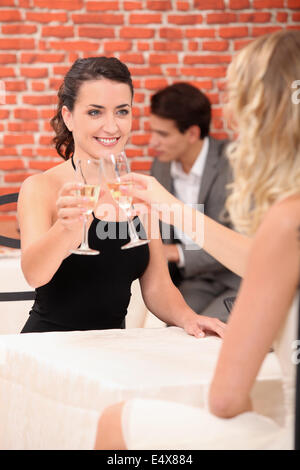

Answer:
[150,82,211,138]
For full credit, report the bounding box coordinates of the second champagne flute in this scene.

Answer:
[101,152,149,250]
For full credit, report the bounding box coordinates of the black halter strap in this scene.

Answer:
[71,155,76,171]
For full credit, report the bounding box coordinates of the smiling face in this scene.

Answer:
[62,79,132,160]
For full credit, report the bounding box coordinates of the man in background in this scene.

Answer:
[150,83,240,322]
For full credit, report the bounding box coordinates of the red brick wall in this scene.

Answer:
[0,0,299,221]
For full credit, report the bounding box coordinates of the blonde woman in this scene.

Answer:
[94,30,300,450]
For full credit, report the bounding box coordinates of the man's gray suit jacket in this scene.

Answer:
[151,136,241,293]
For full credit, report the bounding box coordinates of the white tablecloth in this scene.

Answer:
[0,327,283,450]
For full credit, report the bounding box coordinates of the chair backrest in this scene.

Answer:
[0,192,20,249]
[223,296,236,314]
[0,192,35,333]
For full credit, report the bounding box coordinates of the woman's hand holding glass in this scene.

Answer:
[119,172,183,231]
[120,172,178,209]
[56,181,92,232]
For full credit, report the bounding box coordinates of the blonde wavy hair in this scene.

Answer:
[225,30,300,236]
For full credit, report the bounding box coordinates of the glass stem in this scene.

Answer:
[127,214,139,242]
[81,215,89,248]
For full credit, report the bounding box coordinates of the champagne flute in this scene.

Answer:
[70,158,101,255]
[101,152,149,250]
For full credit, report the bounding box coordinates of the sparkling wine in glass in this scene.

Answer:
[101,152,149,250]
[107,180,133,212]
[70,158,101,255]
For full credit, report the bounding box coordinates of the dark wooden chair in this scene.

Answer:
[0,192,20,249]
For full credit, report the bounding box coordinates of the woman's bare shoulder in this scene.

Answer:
[19,160,71,200]
[267,194,300,228]
[256,194,300,247]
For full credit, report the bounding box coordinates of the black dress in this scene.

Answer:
[21,215,149,333]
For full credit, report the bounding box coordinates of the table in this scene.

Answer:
[0,327,283,450]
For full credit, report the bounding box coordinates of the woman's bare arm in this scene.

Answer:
[18,174,85,288]
[175,202,251,278]
[123,173,252,278]
[209,198,300,418]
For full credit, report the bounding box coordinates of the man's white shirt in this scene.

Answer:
[170,137,209,267]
